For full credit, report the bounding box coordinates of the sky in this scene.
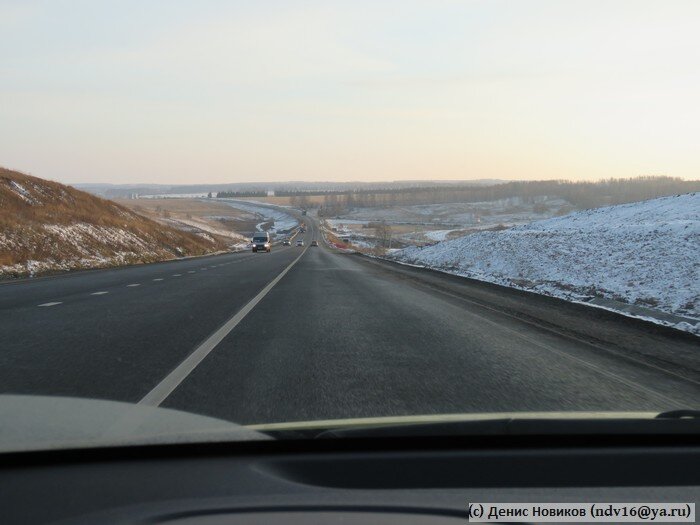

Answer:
[1,0,700,185]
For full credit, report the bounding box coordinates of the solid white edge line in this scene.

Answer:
[138,247,308,407]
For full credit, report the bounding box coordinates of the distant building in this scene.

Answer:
[267,189,275,196]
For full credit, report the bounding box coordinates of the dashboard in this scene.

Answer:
[1,434,698,524]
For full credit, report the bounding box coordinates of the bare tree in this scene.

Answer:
[375,221,392,250]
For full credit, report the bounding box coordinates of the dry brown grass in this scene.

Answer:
[115,198,250,218]
[0,167,227,272]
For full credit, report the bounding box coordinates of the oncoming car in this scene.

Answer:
[296,239,304,247]
[251,233,271,253]
[282,239,291,246]
[311,240,319,246]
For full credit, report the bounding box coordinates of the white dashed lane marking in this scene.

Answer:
[126,284,140,287]
[153,278,164,281]
[188,270,196,274]
[173,274,182,277]
[91,291,109,295]
[38,302,62,307]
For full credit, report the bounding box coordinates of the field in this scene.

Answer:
[320,197,570,251]
[116,198,256,244]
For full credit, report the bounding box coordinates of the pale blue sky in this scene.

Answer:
[2,0,699,184]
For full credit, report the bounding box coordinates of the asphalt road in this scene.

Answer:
[1,216,698,425]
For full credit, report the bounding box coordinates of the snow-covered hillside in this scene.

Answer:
[392,193,700,334]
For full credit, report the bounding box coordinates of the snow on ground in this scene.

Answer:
[391,193,700,335]
[167,218,247,241]
[0,223,169,277]
[217,200,298,233]
[0,220,230,277]
[424,229,459,241]
[327,197,572,249]
[140,193,209,199]
[9,181,36,204]
[342,238,373,249]
[325,219,369,227]
[337,197,569,228]
[0,253,163,278]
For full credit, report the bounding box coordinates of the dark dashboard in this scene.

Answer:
[1,431,698,524]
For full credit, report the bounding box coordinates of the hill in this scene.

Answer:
[392,193,700,335]
[0,167,226,278]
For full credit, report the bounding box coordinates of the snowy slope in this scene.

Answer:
[392,193,699,334]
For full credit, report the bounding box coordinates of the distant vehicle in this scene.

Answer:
[251,232,271,253]
[296,239,304,246]
[282,239,291,246]
[311,240,319,246]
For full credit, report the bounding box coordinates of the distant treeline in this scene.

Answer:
[317,176,699,215]
[218,176,698,214]
[216,188,405,198]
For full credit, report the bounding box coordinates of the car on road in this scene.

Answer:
[282,239,291,246]
[251,233,271,253]
[311,240,319,246]
[296,239,304,246]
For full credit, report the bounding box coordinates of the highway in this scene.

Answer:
[1,216,698,425]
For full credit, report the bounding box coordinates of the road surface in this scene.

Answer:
[1,216,698,425]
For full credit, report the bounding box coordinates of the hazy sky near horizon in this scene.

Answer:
[2,0,700,185]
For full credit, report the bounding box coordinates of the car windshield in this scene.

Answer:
[0,0,698,452]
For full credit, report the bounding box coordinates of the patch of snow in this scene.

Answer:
[424,229,458,241]
[325,219,369,227]
[140,193,210,199]
[218,200,298,233]
[169,218,247,241]
[346,238,375,249]
[8,181,37,204]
